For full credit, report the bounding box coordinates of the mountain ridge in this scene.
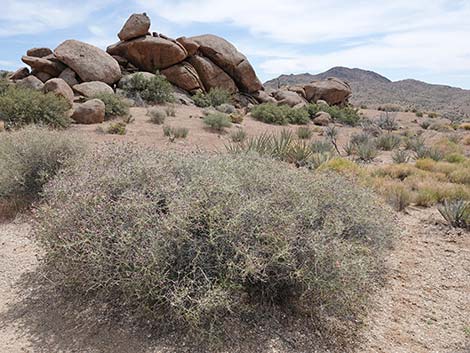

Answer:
[265,67,470,118]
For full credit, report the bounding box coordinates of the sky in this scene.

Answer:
[1,0,470,88]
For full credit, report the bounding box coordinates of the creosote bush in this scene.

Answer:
[163,125,189,139]
[36,145,394,341]
[122,72,174,104]
[0,126,86,201]
[91,93,130,119]
[203,112,232,132]
[251,103,309,125]
[0,85,71,129]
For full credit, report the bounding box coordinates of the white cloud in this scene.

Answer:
[0,0,116,37]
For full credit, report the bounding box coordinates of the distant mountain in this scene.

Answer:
[265,67,470,118]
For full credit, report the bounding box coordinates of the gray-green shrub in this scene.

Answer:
[203,112,232,132]
[0,85,71,128]
[36,145,394,342]
[193,88,232,108]
[0,126,86,200]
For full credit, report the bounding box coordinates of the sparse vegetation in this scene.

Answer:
[308,103,361,126]
[147,108,166,125]
[377,113,398,131]
[36,145,395,342]
[163,125,189,139]
[122,72,174,104]
[107,121,127,135]
[438,200,469,229]
[251,103,309,125]
[229,128,247,143]
[0,85,71,129]
[376,133,401,151]
[296,126,313,139]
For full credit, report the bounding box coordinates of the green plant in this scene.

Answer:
[147,108,166,125]
[107,122,127,135]
[193,88,232,108]
[0,126,86,201]
[203,112,232,132]
[123,72,174,104]
[163,126,189,139]
[376,133,401,151]
[91,93,130,119]
[216,103,237,114]
[286,107,310,125]
[230,129,247,143]
[356,141,378,162]
[419,120,432,130]
[36,145,394,343]
[310,140,335,154]
[0,85,71,129]
[251,103,289,125]
[308,103,361,126]
[297,126,313,140]
[437,200,469,229]
[416,111,424,117]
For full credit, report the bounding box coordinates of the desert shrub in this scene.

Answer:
[445,153,466,164]
[376,133,401,151]
[356,141,378,162]
[429,122,452,132]
[416,111,424,117]
[203,112,232,132]
[147,108,166,125]
[216,103,237,114]
[0,77,11,95]
[377,113,398,131]
[251,103,289,125]
[91,93,129,119]
[438,200,470,229]
[107,122,127,135]
[308,103,360,126]
[297,126,313,140]
[317,158,364,177]
[0,85,71,129]
[229,113,244,124]
[286,107,310,125]
[382,182,412,211]
[230,129,246,143]
[163,126,189,139]
[449,168,470,185]
[463,136,470,146]
[0,126,86,201]
[165,105,177,117]
[404,135,425,152]
[428,112,439,119]
[36,145,395,341]
[123,72,174,104]
[310,140,335,154]
[193,88,232,108]
[392,150,410,164]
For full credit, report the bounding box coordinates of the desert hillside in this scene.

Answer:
[265,67,470,118]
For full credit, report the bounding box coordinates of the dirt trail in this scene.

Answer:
[1,208,469,352]
[358,207,470,353]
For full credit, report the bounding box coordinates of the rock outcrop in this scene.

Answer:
[303,78,352,105]
[73,81,114,97]
[55,40,121,84]
[43,78,74,106]
[118,13,151,41]
[160,62,203,93]
[71,99,105,124]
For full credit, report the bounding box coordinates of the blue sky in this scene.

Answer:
[1,0,470,88]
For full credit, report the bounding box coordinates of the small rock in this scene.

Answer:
[16,75,44,90]
[313,111,332,126]
[71,99,105,124]
[9,67,30,80]
[26,47,53,58]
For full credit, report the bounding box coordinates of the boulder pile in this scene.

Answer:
[8,12,352,124]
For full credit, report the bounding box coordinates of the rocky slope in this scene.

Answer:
[265,67,470,118]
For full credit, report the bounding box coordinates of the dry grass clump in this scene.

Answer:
[0,126,86,202]
[36,145,395,344]
[163,125,189,140]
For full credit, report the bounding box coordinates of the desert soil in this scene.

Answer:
[1,106,469,352]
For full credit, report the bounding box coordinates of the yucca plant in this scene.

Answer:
[438,200,470,229]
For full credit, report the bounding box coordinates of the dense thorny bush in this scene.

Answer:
[0,85,71,128]
[122,73,174,104]
[36,145,394,340]
[91,93,130,119]
[0,126,86,201]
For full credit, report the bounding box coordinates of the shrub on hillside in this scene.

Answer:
[0,85,71,129]
[203,112,232,132]
[91,93,130,119]
[193,88,232,108]
[251,103,309,125]
[0,126,86,201]
[307,103,361,126]
[147,108,166,125]
[36,145,394,341]
[122,72,174,104]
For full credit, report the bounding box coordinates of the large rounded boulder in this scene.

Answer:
[189,34,263,93]
[107,36,187,72]
[188,55,238,93]
[118,13,151,41]
[303,78,352,105]
[43,78,74,106]
[71,99,105,124]
[161,62,203,93]
[73,81,114,97]
[55,40,121,85]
